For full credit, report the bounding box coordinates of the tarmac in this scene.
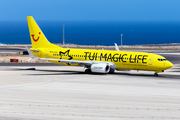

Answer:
[0,65,180,120]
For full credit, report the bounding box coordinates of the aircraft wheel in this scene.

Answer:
[108,69,115,74]
[85,69,91,73]
[154,73,158,76]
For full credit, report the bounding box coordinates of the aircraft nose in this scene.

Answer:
[166,61,173,69]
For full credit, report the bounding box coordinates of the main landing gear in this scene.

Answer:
[85,69,91,73]
[154,73,158,76]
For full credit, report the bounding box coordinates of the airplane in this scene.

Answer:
[26,16,173,76]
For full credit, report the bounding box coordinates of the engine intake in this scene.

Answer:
[91,64,110,73]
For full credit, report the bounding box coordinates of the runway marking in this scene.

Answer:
[0,110,179,119]
[0,74,85,90]
[0,102,179,111]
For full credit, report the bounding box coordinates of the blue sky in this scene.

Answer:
[0,0,179,21]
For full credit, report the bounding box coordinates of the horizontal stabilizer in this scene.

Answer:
[30,49,39,52]
[25,46,35,62]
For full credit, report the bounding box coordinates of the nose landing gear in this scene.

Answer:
[154,70,164,76]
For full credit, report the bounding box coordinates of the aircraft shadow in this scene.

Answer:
[4,67,180,79]
[28,70,180,80]
[114,72,180,80]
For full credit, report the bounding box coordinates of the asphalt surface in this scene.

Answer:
[0,66,180,120]
[0,63,63,66]
[0,47,25,54]
[0,47,25,51]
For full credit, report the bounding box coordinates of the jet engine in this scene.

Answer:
[91,64,110,73]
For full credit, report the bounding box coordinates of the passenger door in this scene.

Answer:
[148,56,153,65]
[46,51,49,58]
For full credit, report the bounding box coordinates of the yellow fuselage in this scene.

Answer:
[32,48,173,73]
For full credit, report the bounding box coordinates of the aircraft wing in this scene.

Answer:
[157,53,180,55]
[40,58,117,68]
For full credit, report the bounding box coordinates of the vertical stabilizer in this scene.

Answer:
[27,16,60,48]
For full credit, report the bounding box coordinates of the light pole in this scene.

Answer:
[62,25,65,45]
[121,34,123,46]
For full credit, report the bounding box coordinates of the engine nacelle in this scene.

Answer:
[91,64,110,73]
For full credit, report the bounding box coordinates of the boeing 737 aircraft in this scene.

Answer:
[27,16,173,76]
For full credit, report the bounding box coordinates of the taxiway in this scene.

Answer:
[0,66,180,120]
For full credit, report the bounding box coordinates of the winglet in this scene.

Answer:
[25,46,35,62]
[114,43,120,51]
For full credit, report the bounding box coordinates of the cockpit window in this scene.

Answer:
[158,59,167,61]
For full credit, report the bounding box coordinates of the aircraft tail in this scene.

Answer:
[27,16,60,48]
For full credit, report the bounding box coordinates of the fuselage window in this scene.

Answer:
[158,59,161,61]
[158,59,167,61]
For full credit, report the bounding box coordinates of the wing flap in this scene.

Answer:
[40,58,92,65]
[40,58,117,68]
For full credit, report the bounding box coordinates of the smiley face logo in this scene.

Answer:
[31,32,41,42]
